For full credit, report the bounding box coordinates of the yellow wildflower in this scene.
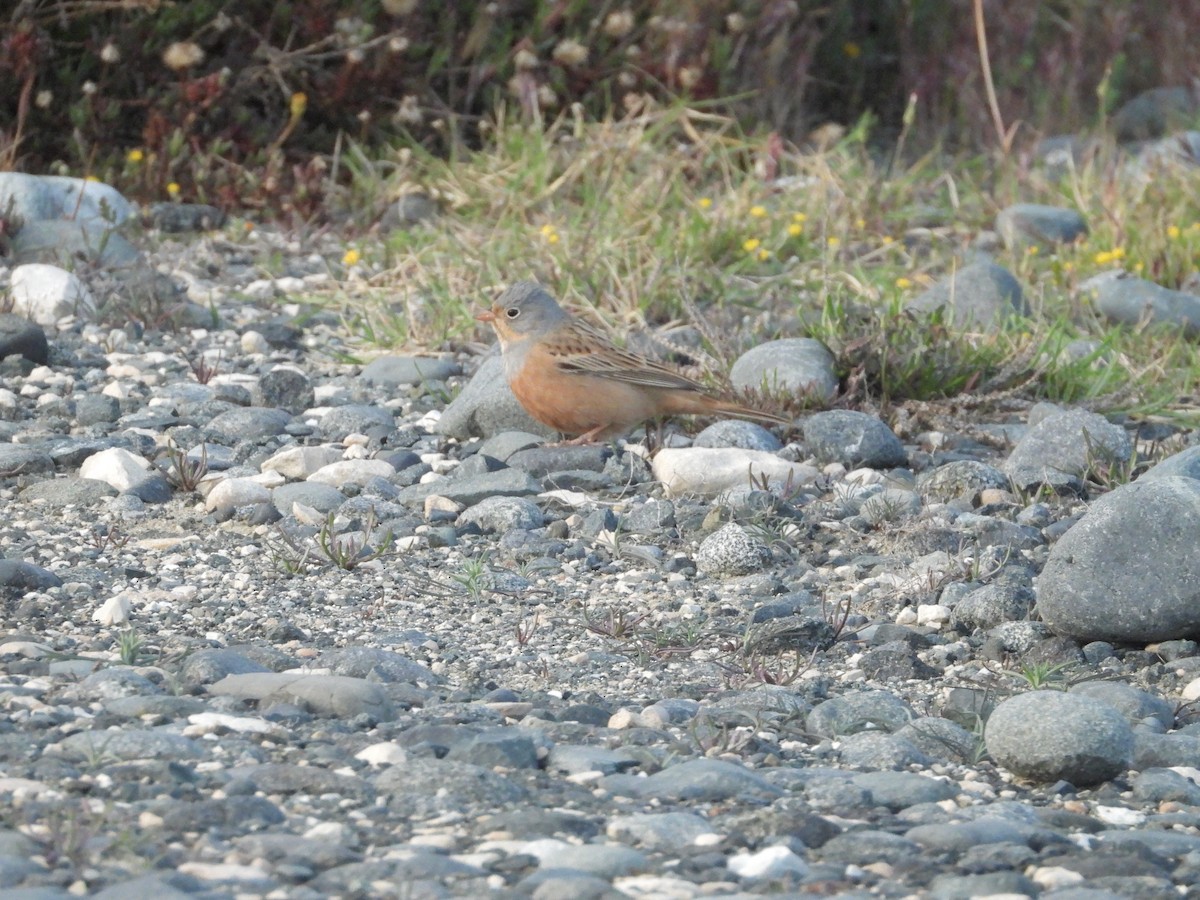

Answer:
[757,248,771,261]
[342,249,361,266]
[895,277,912,289]
[743,238,761,252]
[843,42,861,59]
[826,236,840,248]
[792,212,807,222]
[290,92,307,118]
[167,182,181,197]
[749,205,767,218]
[1168,225,1182,239]
[126,149,144,164]
[787,223,803,237]
[698,197,712,210]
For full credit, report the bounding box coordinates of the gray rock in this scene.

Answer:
[918,459,1011,503]
[896,717,979,763]
[545,744,639,776]
[907,261,1028,327]
[272,481,347,516]
[1131,732,1200,769]
[321,646,435,683]
[374,757,529,817]
[0,314,49,364]
[985,690,1132,785]
[637,758,782,802]
[1003,408,1131,493]
[995,203,1088,248]
[1084,271,1200,336]
[457,495,544,532]
[838,732,933,770]
[0,172,133,225]
[0,444,54,476]
[20,477,117,507]
[59,729,204,762]
[206,407,294,443]
[1141,444,1200,482]
[819,829,922,864]
[928,871,1039,900]
[693,418,784,451]
[447,729,540,768]
[950,581,1035,632]
[73,393,121,426]
[857,640,937,680]
[695,523,771,576]
[529,843,647,878]
[384,191,439,228]
[0,559,63,597]
[258,366,315,414]
[605,812,713,851]
[11,219,141,268]
[209,673,397,721]
[907,817,1032,852]
[1070,681,1175,728]
[728,337,838,403]
[801,409,906,468]
[396,468,542,507]
[319,404,395,440]
[1132,767,1200,805]
[807,690,914,737]
[1113,85,1198,141]
[145,202,226,231]
[623,498,676,535]
[179,648,272,685]
[851,771,957,809]
[1038,476,1200,642]
[361,355,461,385]
[438,354,556,440]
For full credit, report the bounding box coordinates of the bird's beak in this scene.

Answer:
[475,307,497,323]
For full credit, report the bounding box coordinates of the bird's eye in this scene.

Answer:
[505,307,520,319]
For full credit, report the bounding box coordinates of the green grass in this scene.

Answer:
[296,102,1200,422]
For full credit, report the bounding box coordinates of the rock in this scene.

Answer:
[1037,476,1200,642]
[307,459,396,489]
[950,581,1035,631]
[1083,271,1200,336]
[437,354,555,440]
[917,459,1010,503]
[79,446,171,501]
[801,409,906,468]
[145,202,226,231]
[693,419,783,451]
[11,219,141,268]
[1112,86,1198,141]
[0,314,49,364]
[0,172,134,225]
[807,690,914,737]
[0,444,55,476]
[206,407,294,443]
[20,477,117,506]
[995,204,1088,248]
[383,191,439,228]
[260,446,345,479]
[73,393,121,426]
[258,366,314,413]
[727,844,809,880]
[9,264,96,325]
[985,690,1133,786]
[1003,407,1131,493]
[1141,444,1200,482]
[695,523,771,576]
[396,468,542,507]
[209,673,397,722]
[635,758,782,802]
[606,812,715,850]
[0,559,63,597]
[728,338,838,404]
[907,261,1028,327]
[59,729,204,762]
[456,496,544,532]
[318,404,395,440]
[651,447,819,497]
[360,355,461,386]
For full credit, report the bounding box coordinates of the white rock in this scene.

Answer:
[93,593,132,625]
[308,459,396,487]
[355,741,408,766]
[652,448,819,497]
[916,604,952,626]
[79,447,151,490]
[10,264,96,326]
[1181,677,1200,702]
[727,845,809,880]
[204,477,271,511]
[240,330,269,354]
[260,446,344,479]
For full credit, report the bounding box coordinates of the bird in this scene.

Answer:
[475,281,789,445]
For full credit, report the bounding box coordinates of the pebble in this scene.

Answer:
[907,261,1029,326]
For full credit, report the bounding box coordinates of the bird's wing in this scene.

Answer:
[542,320,708,392]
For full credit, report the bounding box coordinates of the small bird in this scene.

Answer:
[476,281,789,444]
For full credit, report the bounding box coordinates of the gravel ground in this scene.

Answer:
[3,225,1200,900]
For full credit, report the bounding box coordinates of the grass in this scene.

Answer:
[223,100,1200,424]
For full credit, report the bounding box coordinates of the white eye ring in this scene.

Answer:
[505,307,520,319]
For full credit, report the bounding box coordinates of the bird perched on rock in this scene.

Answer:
[476,281,789,444]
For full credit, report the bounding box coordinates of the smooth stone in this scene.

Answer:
[907,817,1032,852]
[546,744,639,777]
[437,354,556,440]
[918,459,1011,502]
[360,355,461,385]
[209,673,397,721]
[851,771,957,809]
[636,758,782,802]
[59,729,204,761]
[606,812,714,851]
[258,366,315,413]
[318,404,396,439]
[801,409,906,468]
[1084,271,1200,337]
[206,407,294,443]
[179,649,272,685]
[927,871,1039,900]
[818,829,922,865]
[995,203,1088,248]
[0,560,64,595]
[524,840,647,877]
[651,447,819,497]
[320,646,435,683]
[261,446,345,479]
[205,477,272,511]
[693,419,784,451]
[0,445,55,476]
[951,581,1035,631]
[446,730,540,768]
[1141,444,1200,482]
[896,717,978,763]
[0,172,133,225]
[839,732,933,770]
[456,495,544,532]
[907,261,1028,327]
[1003,407,1131,493]
[271,481,347,516]
[1113,85,1198,141]
[1069,682,1175,728]
[0,314,49,364]
[728,337,838,404]
[807,690,914,737]
[10,263,96,326]
[1132,768,1200,805]
[695,523,772,576]
[307,459,396,488]
[11,219,141,268]
[145,202,225,231]
[395,469,542,507]
[727,844,809,880]
[985,690,1132,785]
[73,393,121,425]
[1130,732,1200,769]
[1037,477,1200,642]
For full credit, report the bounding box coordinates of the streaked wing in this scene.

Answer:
[544,320,707,392]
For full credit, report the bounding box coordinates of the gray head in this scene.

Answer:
[487,281,572,338]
